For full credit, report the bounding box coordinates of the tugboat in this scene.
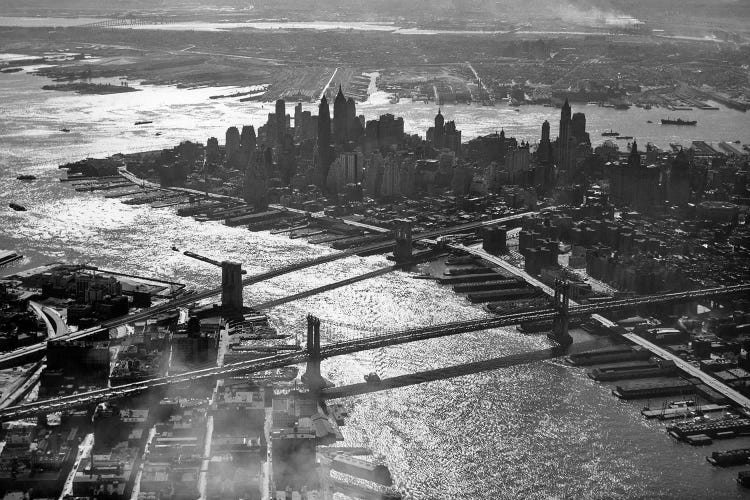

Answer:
[602,130,620,136]
[8,203,26,211]
[16,174,36,181]
[661,117,697,126]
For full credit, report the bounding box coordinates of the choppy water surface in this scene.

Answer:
[1,69,750,499]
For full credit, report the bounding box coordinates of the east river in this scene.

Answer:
[2,68,750,499]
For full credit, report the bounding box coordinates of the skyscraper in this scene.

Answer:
[571,112,589,146]
[346,97,360,143]
[317,96,331,150]
[333,85,348,145]
[667,149,691,206]
[559,98,571,151]
[538,120,552,164]
[316,95,333,189]
[557,98,576,177]
[225,126,241,167]
[275,99,286,146]
[434,109,445,149]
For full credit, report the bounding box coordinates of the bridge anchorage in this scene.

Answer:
[548,280,573,346]
[301,314,330,396]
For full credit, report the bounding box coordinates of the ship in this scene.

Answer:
[16,174,36,181]
[9,203,26,211]
[602,130,620,136]
[661,117,697,126]
[60,128,70,132]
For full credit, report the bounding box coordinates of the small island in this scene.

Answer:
[41,82,141,95]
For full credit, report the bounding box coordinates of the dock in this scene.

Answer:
[0,250,22,267]
[641,404,728,420]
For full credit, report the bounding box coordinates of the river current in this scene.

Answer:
[1,69,750,499]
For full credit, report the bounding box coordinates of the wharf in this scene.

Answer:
[0,250,22,267]
[453,279,526,293]
[641,404,727,420]
[466,287,538,303]
[104,187,156,198]
[612,379,695,400]
[437,272,511,285]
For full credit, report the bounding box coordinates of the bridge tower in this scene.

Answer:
[221,261,243,312]
[302,314,327,394]
[393,219,413,263]
[550,279,573,346]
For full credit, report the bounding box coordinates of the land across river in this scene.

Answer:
[42,82,140,94]
[0,68,748,152]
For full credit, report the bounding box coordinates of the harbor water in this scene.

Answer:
[1,68,750,498]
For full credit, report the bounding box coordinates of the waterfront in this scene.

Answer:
[2,70,750,498]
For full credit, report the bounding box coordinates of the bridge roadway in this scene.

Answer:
[0,212,531,369]
[0,284,746,421]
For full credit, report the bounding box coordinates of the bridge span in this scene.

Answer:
[0,284,745,422]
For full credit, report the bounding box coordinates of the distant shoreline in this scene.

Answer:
[41,82,140,95]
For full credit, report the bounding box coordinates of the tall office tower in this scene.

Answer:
[557,98,575,175]
[205,137,220,165]
[433,109,445,148]
[571,112,588,146]
[333,85,348,145]
[316,95,333,189]
[275,99,286,146]
[294,102,302,136]
[240,126,256,155]
[346,97,360,143]
[317,95,331,151]
[225,126,241,167]
[538,120,553,164]
[667,149,691,206]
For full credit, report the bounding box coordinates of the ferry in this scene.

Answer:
[661,117,697,126]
